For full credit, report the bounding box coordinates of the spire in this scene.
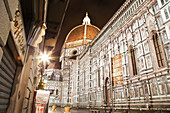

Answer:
[82,12,91,25]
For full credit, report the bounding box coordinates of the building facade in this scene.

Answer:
[56,0,170,112]
[43,68,62,106]
[0,0,48,113]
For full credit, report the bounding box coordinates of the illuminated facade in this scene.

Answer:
[57,0,170,111]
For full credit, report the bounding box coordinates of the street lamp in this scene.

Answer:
[39,52,50,63]
[38,51,51,89]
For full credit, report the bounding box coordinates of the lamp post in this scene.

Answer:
[38,52,50,89]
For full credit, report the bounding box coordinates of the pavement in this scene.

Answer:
[48,107,90,113]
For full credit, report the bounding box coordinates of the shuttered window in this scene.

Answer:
[0,47,17,112]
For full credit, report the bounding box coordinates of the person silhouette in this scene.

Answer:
[109,108,112,113]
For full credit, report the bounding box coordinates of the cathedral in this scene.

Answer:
[46,0,170,112]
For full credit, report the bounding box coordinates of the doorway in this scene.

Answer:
[105,77,110,106]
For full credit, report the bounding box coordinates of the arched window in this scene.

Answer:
[83,71,85,88]
[90,95,91,101]
[161,0,165,5]
[164,9,169,19]
[152,33,165,67]
[130,47,138,75]
[56,89,58,95]
[98,69,100,87]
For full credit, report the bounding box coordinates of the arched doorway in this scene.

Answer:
[105,77,110,106]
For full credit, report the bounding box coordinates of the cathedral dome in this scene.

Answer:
[64,13,100,49]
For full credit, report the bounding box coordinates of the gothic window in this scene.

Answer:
[140,27,147,40]
[90,67,91,73]
[122,65,126,76]
[127,32,133,45]
[164,9,169,19]
[130,47,138,75]
[140,57,146,70]
[130,88,134,98]
[83,71,85,88]
[138,44,143,56]
[151,81,158,96]
[143,41,150,54]
[120,34,122,41]
[122,42,125,52]
[134,31,140,44]
[165,47,170,60]
[114,43,119,55]
[89,95,91,101]
[137,59,140,72]
[161,0,165,5]
[132,22,135,31]
[126,65,129,75]
[122,32,125,40]
[125,41,128,51]
[120,42,124,53]
[152,33,165,67]
[137,1,139,7]
[162,31,168,42]
[134,34,137,45]
[139,87,144,97]
[168,47,170,60]
[126,54,128,64]
[160,0,169,6]
[137,30,141,42]
[56,89,58,96]
[154,3,159,13]
[149,7,155,15]
[122,54,125,64]
[98,70,100,87]
[157,16,163,28]
[139,16,144,26]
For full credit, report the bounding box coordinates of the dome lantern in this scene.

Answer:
[82,12,91,25]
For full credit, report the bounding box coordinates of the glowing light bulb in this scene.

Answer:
[41,53,49,61]
[39,52,50,63]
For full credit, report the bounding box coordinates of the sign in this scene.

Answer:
[111,54,123,86]
[36,104,44,113]
[36,90,50,104]
[11,7,27,64]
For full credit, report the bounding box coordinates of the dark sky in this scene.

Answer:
[46,0,125,68]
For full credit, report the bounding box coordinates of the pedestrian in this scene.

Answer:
[109,108,112,113]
